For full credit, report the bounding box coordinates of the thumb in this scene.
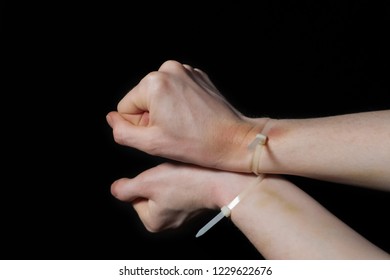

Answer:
[111,177,151,202]
[111,178,152,225]
[106,111,151,149]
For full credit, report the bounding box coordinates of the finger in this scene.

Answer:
[118,61,190,115]
[112,182,153,231]
[193,67,219,92]
[193,67,210,80]
[158,59,187,74]
[131,198,151,227]
[132,197,149,214]
[111,164,174,203]
[182,63,194,71]
[111,177,151,202]
[106,111,151,148]
[117,83,149,115]
[183,63,205,82]
[107,110,148,126]
[121,112,150,126]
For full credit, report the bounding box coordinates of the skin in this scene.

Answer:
[106,60,390,190]
[106,60,266,173]
[111,163,389,259]
[106,60,390,259]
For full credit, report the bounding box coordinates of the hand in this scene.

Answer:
[106,60,265,172]
[110,162,255,232]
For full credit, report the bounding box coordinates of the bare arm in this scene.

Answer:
[230,175,389,259]
[110,163,389,259]
[253,110,390,191]
[106,60,390,190]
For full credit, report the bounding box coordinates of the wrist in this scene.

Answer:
[205,171,257,209]
[211,172,261,209]
[229,175,270,224]
[227,117,273,173]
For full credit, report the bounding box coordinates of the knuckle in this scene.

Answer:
[159,59,184,72]
[140,71,172,94]
[144,220,162,233]
[112,126,128,146]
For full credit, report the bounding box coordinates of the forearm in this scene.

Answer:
[229,175,389,259]
[243,110,390,190]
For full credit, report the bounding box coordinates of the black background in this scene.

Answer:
[2,1,389,260]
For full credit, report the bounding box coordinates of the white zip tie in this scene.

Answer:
[195,133,267,237]
[249,134,268,175]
